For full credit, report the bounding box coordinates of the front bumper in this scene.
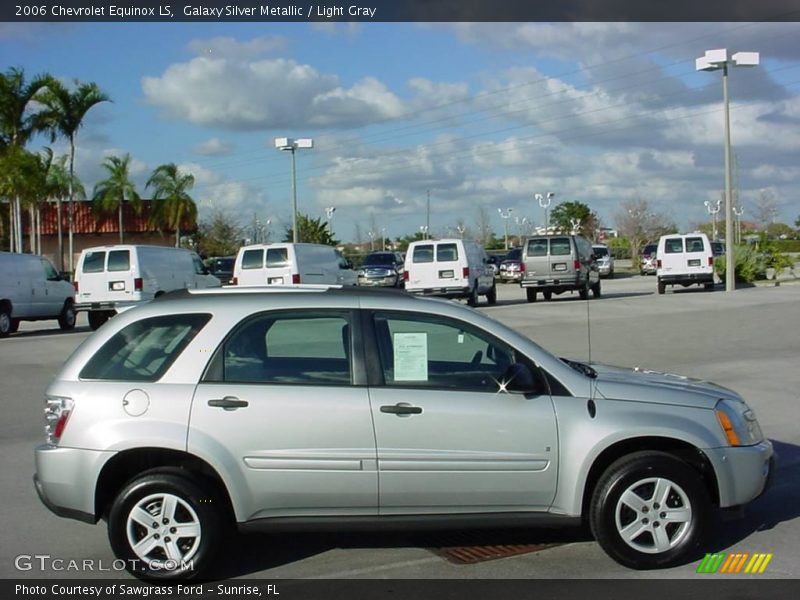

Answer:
[704,440,774,508]
[357,275,399,287]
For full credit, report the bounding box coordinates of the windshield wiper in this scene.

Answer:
[561,357,597,379]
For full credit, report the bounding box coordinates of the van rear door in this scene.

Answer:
[265,246,296,285]
[683,235,713,276]
[76,248,136,305]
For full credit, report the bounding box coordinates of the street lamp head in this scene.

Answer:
[696,49,759,71]
[732,52,759,67]
[547,192,555,200]
[274,137,314,150]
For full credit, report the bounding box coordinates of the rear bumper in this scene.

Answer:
[521,275,581,290]
[658,273,714,285]
[406,286,470,299]
[704,440,774,508]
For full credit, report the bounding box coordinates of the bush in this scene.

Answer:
[715,245,764,283]
[772,239,800,253]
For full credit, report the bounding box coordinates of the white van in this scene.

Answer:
[0,251,76,336]
[403,238,496,306]
[656,233,715,294]
[74,245,221,330]
[232,243,357,287]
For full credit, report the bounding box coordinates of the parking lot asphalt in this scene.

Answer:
[1,275,798,580]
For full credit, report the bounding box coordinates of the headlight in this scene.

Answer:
[715,399,763,446]
[357,270,366,276]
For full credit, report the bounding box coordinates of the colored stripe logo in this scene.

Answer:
[696,552,773,574]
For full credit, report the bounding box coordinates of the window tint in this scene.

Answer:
[266,248,289,268]
[550,237,572,256]
[526,239,548,257]
[221,312,351,385]
[82,251,106,273]
[107,250,130,272]
[373,313,515,392]
[41,259,59,281]
[593,247,609,257]
[412,245,434,263]
[80,314,210,381]
[436,243,459,262]
[507,248,522,261]
[192,255,206,275]
[241,249,264,270]
[363,253,394,266]
[686,237,706,253]
[664,239,684,254]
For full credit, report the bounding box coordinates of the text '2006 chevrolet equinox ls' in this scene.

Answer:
[34,286,773,579]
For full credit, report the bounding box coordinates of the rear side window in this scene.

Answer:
[526,239,548,257]
[107,250,130,272]
[266,248,289,268]
[664,239,684,254]
[241,249,264,270]
[686,237,706,253]
[82,251,106,273]
[80,314,211,381]
[436,243,458,262]
[550,237,572,256]
[412,245,434,263]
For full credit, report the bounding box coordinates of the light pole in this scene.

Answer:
[697,49,759,292]
[419,225,429,240]
[569,218,581,235]
[325,206,336,239]
[733,205,744,245]
[498,208,513,250]
[456,224,466,239]
[381,227,387,250]
[536,192,555,233]
[705,198,721,240]
[275,137,314,243]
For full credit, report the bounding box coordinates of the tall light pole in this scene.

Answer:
[498,208,513,250]
[697,49,759,292]
[275,137,313,243]
[325,206,336,239]
[536,192,555,233]
[419,225,429,239]
[733,205,744,245]
[705,198,721,240]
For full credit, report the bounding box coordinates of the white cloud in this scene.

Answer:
[193,138,235,156]
[187,35,287,60]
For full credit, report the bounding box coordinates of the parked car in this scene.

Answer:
[205,256,235,285]
[357,251,405,287]
[486,254,503,278]
[74,245,221,331]
[592,244,615,278]
[519,235,600,302]
[0,251,75,337]
[640,243,658,276]
[710,241,726,257]
[404,238,496,306]
[34,286,773,580]
[232,243,356,287]
[656,233,715,294]
[498,248,523,283]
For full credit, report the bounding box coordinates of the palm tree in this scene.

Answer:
[41,148,84,261]
[146,163,197,247]
[92,154,140,244]
[39,78,109,272]
[0,67,52,252]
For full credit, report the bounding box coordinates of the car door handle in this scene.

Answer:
[380,403,422,415]
[208,396,249,410]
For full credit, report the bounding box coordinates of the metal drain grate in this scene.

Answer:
[430,543,560,564]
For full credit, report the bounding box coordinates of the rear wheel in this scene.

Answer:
[486,283,497,305]
[592,280,602,298]
[58,300,76,330]
[703,283,714,291]
[657,281,666,295]
[526,288,537,303]
[0,307,12,337]
[467,283,479,307]
[88,310,113,331]
[579,281,589,300]
[543,291,553,301]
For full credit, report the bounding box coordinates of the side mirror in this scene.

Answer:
[503,363,539,395]
[59,271,71,282]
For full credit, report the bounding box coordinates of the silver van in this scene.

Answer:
[519,235,600,302]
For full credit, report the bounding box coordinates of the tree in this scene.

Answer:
[475,206,493,247]
[41,149,84,264]
[0,146,45,252]
[549,201,599,239]
[283,213,338,245]
[92,154,140,244]
[614,197,675,264]
[146,163,197,247]
[195,211,242,257]
[753,189,778,230]
[39,78,110,271]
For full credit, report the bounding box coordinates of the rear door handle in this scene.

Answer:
[380,403,422,416]
[208,396,249,410]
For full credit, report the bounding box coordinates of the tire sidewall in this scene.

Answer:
[108,473,220,581]
[59,301,76,330]
[590,453,710,569]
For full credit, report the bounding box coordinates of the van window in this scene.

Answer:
[664,239,684,254]
[266,248,289,268]
[242,249,264,270]
[41,259,60,281]
[686,237,706,253]
[436,243,458,262]
[526,239,548,257]
[107,250,130,272]
[412,245,434,263]
[82,251,106,273]
[550,237,572,256]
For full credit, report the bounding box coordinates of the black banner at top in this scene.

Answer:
[3,0,800,23]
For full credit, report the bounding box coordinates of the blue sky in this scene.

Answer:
[2,21,799,244]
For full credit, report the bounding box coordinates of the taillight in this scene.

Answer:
[134,277,143,291]
[574,260,581,270]
[73,281,79,293]
[403,271,409,281]
[44,396,74,445]
[519,262,525,272]
[657,259,662,268]
[462,267,470,278]
[232,277,238,285]
[292,274,301,284]
[708,256,714,266]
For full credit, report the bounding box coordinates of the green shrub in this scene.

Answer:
[715,245,765,283]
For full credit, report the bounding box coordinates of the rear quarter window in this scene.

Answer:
[412,245,434,263]
[526,239,548,257]
[664,239,684,254]
[266,248,290,268]
[436,243,459,262]
[686,237,706,253]
[550,238,572,256]
[80,314,211,381]
[82,251,106,273]
[241,249,264,270]
[107,250,130,272]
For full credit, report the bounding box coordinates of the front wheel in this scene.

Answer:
[589,451,710,569]
[0,307,12,337]
[58,301,76,330]
[108,472,222,580]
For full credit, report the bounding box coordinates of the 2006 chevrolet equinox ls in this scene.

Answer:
[34,286,773,579]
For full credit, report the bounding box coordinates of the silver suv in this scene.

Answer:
[34,287,773,579]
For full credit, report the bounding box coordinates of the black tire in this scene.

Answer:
[58,300,76,331]
[88,310,111,331]
[609,271,615,279]
[543,291,553,301]
[486,283,497,305]
[467,283,479,307]
[108,472,222,581]
[589,451,710,570]
[9,318,20,334]
[579,281,589,300]
[592,280,601,298]
[704,283,714,291]
[526,288,537,303]
[0,307,12,337]
[657,281,666,295]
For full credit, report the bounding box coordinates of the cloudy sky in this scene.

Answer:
[3,20,799,242]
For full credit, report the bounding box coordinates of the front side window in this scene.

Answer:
[80,314,211,381]
[82,251,106,273]
[41,259,59,281]
[373,313,515,392]
[107,250,131,272]
[412,245,434,263]
[241,249,264,270]
[664,239,684,254]
[218,312,351,385]
[266,248,290,268]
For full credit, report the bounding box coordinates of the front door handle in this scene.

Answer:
[208,396,249,410]
[380,403,422,416]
